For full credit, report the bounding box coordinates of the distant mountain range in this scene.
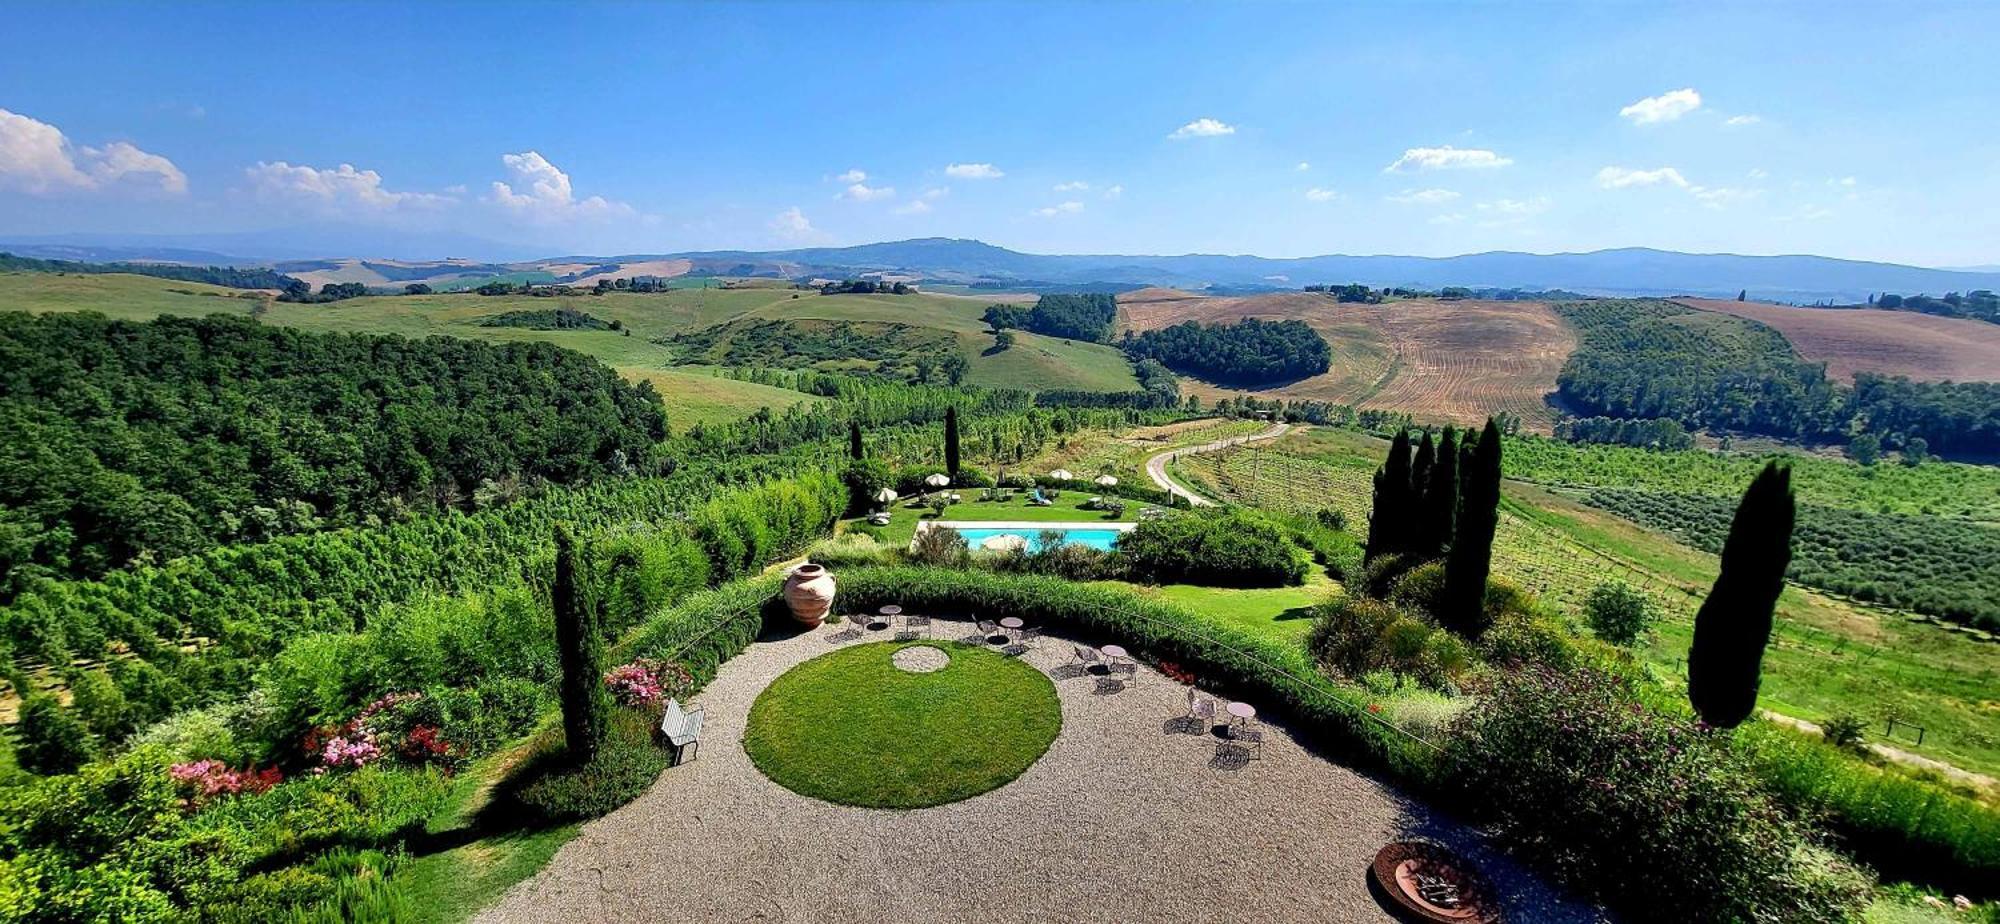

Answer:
[4,234,1997,303]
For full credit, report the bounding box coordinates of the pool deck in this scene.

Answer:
[923,520,1138,533]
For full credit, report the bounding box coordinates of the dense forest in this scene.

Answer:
[1554,299,2000,456]
[982,292,1119,342]
[1584,487,2000,629]
[0,252,299,290]
[0,312,668,596]
[1120,317,1332,386]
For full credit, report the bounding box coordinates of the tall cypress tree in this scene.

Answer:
[944,406,962,476]
[1417,426,1459,561]
[1687,462,1796,729]
[553,525,608,765]
[1442,419,1502,637]
[1411,430,1436,514]
[848,420,865,461]
[1364,429,1414,562]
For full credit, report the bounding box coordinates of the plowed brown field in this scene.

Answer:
[1118,289,1575,432]
[1674,298,2000,383]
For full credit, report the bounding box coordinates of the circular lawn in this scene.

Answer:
[743,640,1061,809]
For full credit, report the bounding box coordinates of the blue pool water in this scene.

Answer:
[953,526,1124,552]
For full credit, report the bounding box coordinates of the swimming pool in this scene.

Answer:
[925,521,1133,552]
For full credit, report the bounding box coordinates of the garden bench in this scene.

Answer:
[661,698,705,766]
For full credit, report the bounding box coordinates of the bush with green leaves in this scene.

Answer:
[1305,594,1471,692]
[12,693,94,774]
[909,525,969,567]
[493,708,669,824]
[1583,580,1656,645]
[1443,663,1871,922]
[1117,509,1309,587]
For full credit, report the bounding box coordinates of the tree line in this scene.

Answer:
[1553,299,2000,457]
[1866,290,1999,324]
[1362,420,1503,637]
[982,293,1120,342]
[1118,317,1332,387]
[0,252,300,290]
[0,312,668,597]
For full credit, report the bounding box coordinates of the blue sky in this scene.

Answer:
[3,1,1997,265]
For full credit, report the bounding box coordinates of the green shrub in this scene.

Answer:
[1583,580,1656,645]
[1386,562,1447,617]
[190,765,454,866]
[494,708,669,824]
[1118,509,1309,587]
[808,533,895,570]
[1306,594,1470,692]
[909,525,969,566]
[843,458,893,513]
[13,695,94,775]
[1821,713,1868,753]
[1443,663,1871,922]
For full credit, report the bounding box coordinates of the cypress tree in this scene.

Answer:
[1417,426,1459,560]
[1687,462,1795,729]
[553,525,608,764]
[944,406,961,476]
[1442,419,1502,637]
[848,420,864,460]
[1411,430,1436,512]
[1364,429,1413,562]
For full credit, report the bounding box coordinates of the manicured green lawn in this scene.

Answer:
[744,641,1061,808]
[1113,574,1336,643]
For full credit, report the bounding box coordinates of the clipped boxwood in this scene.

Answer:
[1118,508,1311,587]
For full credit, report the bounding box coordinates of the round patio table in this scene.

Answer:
[872,605,901,630]
[1100,644,1129,675]
[998,616,1024,633]
[1225,701,1256,737]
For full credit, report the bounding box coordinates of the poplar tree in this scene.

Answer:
[553,526,608,764]
[1364,430,1413,562]
[1688,462,1796,729]
[1417,426,1459,561]
[1442,419,1502,637]
[848,420,864,460]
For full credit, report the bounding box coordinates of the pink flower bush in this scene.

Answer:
[603,658,695,708]
[321,734,383,769]
[169,759,282,806]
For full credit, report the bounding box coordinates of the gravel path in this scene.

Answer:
[1144,421,1293,506]
[475,617,1607,923]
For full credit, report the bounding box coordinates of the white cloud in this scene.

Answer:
[922,186,949,200]
[835,168,867,183]
[1429,212,1467,225]
[1033,201,1084,217]
[770,205,820,240]
[1305,187,1338,202]
[1168,117,1235,140]
[893,199,932,215]
[1690,186,1757,208]
[1833,176,1858,187]
[246,161,449,211]
[489,151,631,222]
[0,108,185,195]
[1596,165,1690,189]
[839,182,895,201]
[1053,180,1090,192]
[1775,204,1834,223]
[1295,162,1310,171]
[1385,145,1512,172]
[1619,88,1702,124]
[1747,168,1768,180]
[945,162,1004,179]
[1388,188,1461,205]
[1101,184,1123,200]
[1724,114,1762,127]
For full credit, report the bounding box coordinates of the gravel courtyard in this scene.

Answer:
[476,617,1608,923]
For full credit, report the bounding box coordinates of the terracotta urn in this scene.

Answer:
[783,563,837,627]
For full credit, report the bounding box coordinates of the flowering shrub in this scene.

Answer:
[168,759,282,805]
[1157,660,1198,686]
[602,659,694,708]
[1442,664,1870,922]
[320,735,383,770]
[308,691,458,771]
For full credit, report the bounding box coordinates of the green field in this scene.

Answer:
[1174,426,2000,777]
[0,272,1137,400]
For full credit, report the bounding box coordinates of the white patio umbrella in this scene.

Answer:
[1094,474,1119,487]
[980,533,1030,552]
[924,473,951,488]
[873,487,899,504]
[1048,468,1074,481]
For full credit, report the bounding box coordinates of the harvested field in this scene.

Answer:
[1119,289,1574,432]
[1675,298,2000,383]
